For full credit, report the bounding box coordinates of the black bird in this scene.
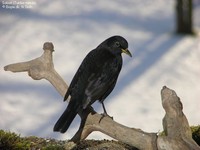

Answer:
[54,35,132,133]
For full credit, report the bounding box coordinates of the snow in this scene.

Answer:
[0,0,200,140]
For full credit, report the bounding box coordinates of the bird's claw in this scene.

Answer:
[99,113,113,123]
[102,112,113,119]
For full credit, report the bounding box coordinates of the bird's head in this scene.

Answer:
[98,35,132,57]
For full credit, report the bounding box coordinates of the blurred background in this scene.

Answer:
[0,0,200,140]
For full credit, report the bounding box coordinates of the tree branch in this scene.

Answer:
[157,86,200,150]
[4,42,67,98]
[4,42,200,150]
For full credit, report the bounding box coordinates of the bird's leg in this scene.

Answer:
[100,102,113,120]
[102,101,108,116]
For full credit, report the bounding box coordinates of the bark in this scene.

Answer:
[4,42,200,150]
[176,0,193,34]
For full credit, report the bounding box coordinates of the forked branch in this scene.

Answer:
[4,42,200,150]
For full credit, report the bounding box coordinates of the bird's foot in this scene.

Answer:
[102,112,113,119]
[99,113,113,123]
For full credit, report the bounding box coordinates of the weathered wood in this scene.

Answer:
[4,42,200,150]
[157,86,200,150]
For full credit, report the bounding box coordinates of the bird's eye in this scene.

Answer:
[115,41,120,47]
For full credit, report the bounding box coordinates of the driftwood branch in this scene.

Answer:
[157,86,200,149]
[4,42,200,150]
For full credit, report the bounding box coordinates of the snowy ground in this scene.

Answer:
[0,0,200,140]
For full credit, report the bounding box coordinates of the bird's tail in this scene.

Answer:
[53,100,78,133]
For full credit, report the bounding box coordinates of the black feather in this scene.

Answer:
[53,98,79,133]
[54,35,131,133]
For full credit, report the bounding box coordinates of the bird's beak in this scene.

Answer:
[121,48,132,57]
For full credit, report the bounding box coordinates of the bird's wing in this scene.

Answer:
[83,54,122,109]
[64,48,122,110]
[64,49,97,101]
